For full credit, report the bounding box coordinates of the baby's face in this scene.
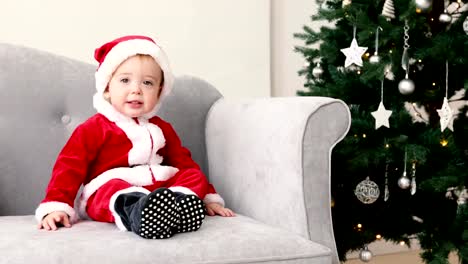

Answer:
[106,55,163,118]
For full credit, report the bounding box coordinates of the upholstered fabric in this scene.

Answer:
[206,98,350,262]
[0,43,351,264]
[0,215,331,264]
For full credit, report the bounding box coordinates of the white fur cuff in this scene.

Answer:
[35,201,78,223]
[203,193,225,207]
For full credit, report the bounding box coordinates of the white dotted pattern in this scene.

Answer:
[176,195,206,233]
[138,189,179,239]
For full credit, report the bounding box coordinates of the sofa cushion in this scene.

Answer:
[0,215,331,264]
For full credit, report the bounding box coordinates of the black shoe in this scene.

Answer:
[173,192,206,233]
[127,188,179,239]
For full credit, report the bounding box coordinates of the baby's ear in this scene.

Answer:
[103,90,110,101]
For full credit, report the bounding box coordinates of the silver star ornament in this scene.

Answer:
[437,97,454,132]
[340,38,368,68]
[371,101,393,129]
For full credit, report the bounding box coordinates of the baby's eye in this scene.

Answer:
[143,80,154,86]
[120,78,129,83]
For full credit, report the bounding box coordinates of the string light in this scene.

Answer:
[440,139,448,147]
[432,82,436,86]
[362,134,367,138]
[357,223,362,228]
[385,143,390,148]
[399,241,406,246]
[376,234,382,239]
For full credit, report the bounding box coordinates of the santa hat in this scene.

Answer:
[93,35,174,120]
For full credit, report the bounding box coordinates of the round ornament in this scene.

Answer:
[415,0,432,11]
[359,247,373,262]
[398,174,411,189]
[355,177,380,204]
[398,78,415,95]
[439,12,452,23]
[312,63,324,78]
[463,16,468,35]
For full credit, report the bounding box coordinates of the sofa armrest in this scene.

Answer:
[205,97,350,264]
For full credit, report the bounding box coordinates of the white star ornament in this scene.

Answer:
[437,97,454,132]
[340,38,368,68]
[371,101,393,129]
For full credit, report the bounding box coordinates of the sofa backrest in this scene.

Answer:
[0,43,222,216]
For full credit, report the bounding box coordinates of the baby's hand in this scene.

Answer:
[206,203,235,217]
[37,211,72,231]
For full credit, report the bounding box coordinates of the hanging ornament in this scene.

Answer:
[399,79,415,95]
[398,149,411,189]
[355,177,380,204]
[340,26,368,68]
[436,61,454,132]
[410,162,417,195]
[381,0,396,20]
[312,62,324,79]
[398,172,411,189]
[439,10,452,23]
[359,246,373,262]
[415,0,432,12]
[398,20,415,95]
[369,27,383,64]
[371,79,393,129]
[384,163,390,201]
[464,16,468,35]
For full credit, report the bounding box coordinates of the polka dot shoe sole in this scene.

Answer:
[176,195,206,233]
[138,188,179,239]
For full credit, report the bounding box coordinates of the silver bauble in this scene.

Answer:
[355,177,380,204]
[369,54,381,64]
[312,63,324,78]
[415,0,432,11]
[463,17,468,35]
[398,175,411,189]
[359,247,373,262]
[439,12,452,23]
[398,78,415,95]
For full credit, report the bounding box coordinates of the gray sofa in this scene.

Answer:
[0,43,350,264]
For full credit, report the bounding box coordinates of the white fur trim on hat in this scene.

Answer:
[94,38,175,119]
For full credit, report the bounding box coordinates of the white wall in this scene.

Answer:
[0,0,329,99]
[270,0,328,97]
[0,0,270,99]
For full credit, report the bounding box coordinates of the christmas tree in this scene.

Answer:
[294,0,468,263]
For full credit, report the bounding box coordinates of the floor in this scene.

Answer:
[343,239,460,263]
[345,250,459,263]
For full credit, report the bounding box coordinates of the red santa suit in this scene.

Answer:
[35,35,224,231]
